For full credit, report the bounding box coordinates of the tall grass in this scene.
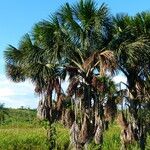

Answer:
[55,123,70,150]
[0,108,150,150]
[0,128,48,150]
[103,123,121,150]
[0,108,48,150]
[87,123,121,150]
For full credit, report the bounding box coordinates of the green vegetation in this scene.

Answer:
[0,128,48,150]
[0,107,150,149]
[0,108,150,150]
[0,108,46,150]
[3,0,150,149]
[0,109,36,126]
[0,108,71,150]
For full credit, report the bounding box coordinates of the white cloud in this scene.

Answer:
[0,75,38,108]
[0,88,15,97]
[0,96,39,109]
[0,73,128,108]
[0,75,34,95]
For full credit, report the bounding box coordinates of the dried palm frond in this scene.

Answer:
[56,94,64,111]
[104,98,117,122]
[92,76,98,88]
[70,122,80,145]
[79,114,91,144]
[91,76,105,92]
[94,124,103,144]
[76,87,84,98]
[117,113,128,129]
[99,50,117,76]
[83,50,117,76]
[67,77,80,96]
[65,66,78,79]
[117,113,134,148]
[56,94,65,120]
[35,85,43,94]
[65,109,75,127]
[37,99,47,120]
[54,78,61,95]
[120,123,134,149]
[83,52,96,71]
[61,109,65,125]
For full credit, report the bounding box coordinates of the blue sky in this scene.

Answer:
[0,0,149,108]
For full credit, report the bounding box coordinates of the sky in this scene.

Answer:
[0,0,149,108]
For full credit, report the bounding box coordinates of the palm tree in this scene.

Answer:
[111,12,150,149]
[55,1,118,148]
[112,12,150,98]
[4,0,121,149]
[57,0,113,57]
[4,31,65,150]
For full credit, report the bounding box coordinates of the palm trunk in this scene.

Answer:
[126,74,147,150]
[46,81,55,150]
[47,93,52,122]
[94,94,104,147]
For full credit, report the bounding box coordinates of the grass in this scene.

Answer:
[54,123,70,150]
[87,123,121,150]
[0,108,150,150]
[0,108,49,150]
[0,128,48,150]
[103,123,121,150]
[0,108,70,150]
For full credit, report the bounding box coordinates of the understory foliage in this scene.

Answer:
[0,108,150,150]
[4,0,150,149]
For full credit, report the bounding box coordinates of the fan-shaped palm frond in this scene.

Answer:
[4,45,26,82]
